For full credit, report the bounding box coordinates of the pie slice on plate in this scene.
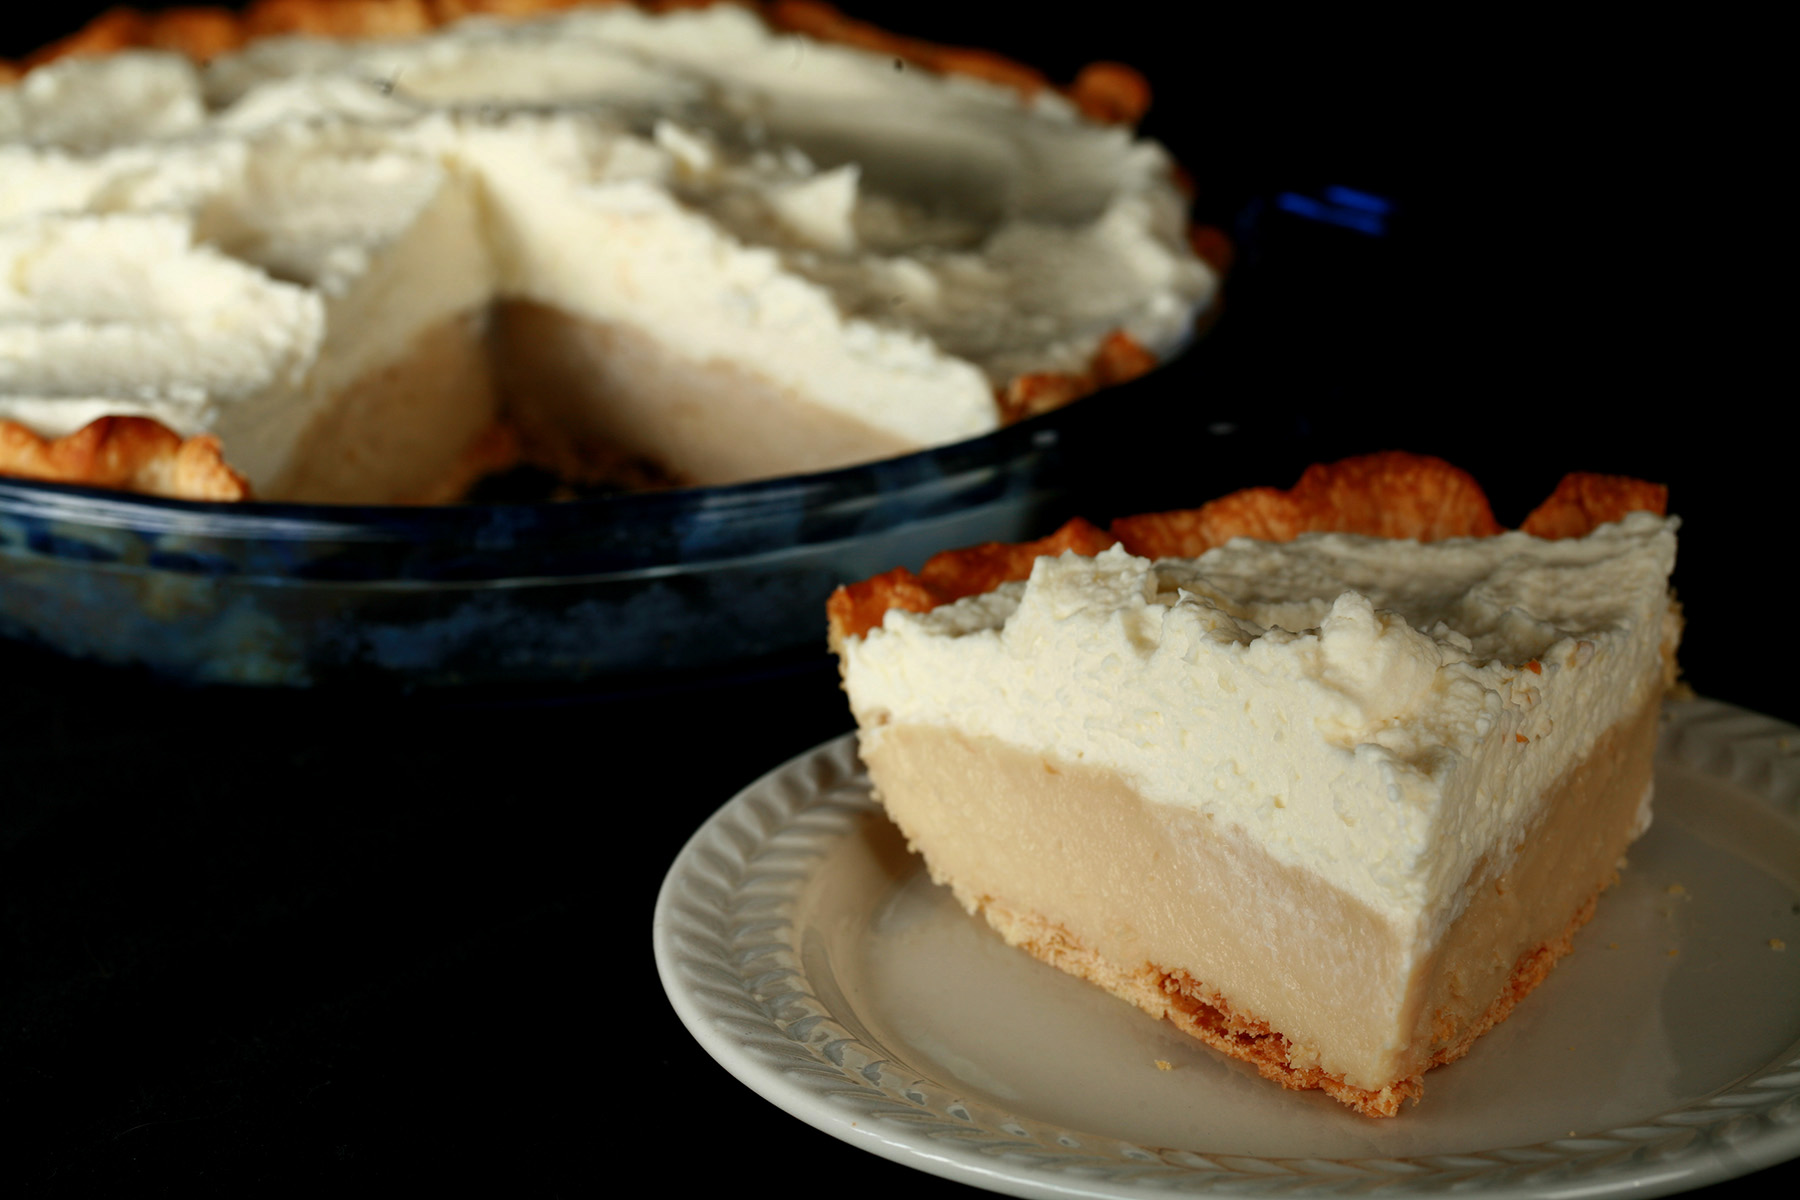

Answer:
[829,452,1679,1116]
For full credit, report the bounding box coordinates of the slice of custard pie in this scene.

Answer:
[829,453,1679,1116]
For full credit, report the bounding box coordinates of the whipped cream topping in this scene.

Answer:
[0,5,1215,494]
[842,514,1680,941]
[0,211,325,443]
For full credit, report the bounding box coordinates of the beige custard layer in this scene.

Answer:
[489,302,920,491]
[859,693,1662,1118]
[267,302,929,504]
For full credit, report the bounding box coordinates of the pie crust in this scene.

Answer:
[0,416,250,501]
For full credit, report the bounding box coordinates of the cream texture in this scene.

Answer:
[0,5,1215,493]
[842,514,1680,943]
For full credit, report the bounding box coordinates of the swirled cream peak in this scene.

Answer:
[0,5,1215,495]
[840,514,1680,937]
[0,52,205,150]
[0,211,323,438]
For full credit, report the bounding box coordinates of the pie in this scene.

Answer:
[0,1,1219,502]
[828,452,1679,1116]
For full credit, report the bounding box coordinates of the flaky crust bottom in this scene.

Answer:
[976,885,1603,1119]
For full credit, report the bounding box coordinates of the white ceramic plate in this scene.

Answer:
[654,699,1800,1198]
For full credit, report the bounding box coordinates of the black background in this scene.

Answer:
[4,4,1794,1194]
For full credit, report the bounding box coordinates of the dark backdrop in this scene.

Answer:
[4,4,1791,1195]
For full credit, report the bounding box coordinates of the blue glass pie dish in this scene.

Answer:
[0,406,1087,691]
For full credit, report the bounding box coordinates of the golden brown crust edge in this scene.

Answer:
[827,452,1672,647]
[0,417,251,501]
